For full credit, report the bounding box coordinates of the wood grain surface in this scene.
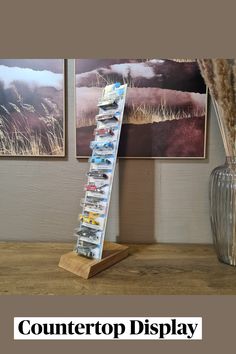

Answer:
[59,242,129,279]
[0,242,236,295]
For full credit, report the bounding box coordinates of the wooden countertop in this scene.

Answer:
[0,242,236,295]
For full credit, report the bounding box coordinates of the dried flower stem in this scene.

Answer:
[212,99,230,156]
[197,59,236,156]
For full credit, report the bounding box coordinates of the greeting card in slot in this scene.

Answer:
[75,240,101,259]
[84,182,109,194]
[74,226,102,245]
[83,200,107,214]
[79,212,105,231]
[90,141,116,154]
[87,169,111,180]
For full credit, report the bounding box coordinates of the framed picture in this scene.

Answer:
[75,59,207,159]
[0,59,65,157]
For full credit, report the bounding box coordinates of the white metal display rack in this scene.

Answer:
[76,82,127,259]
[59,83,129,278]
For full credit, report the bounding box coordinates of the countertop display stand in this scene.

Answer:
[59,83,128,279]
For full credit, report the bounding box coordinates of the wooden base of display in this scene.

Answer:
[59,241,129,279]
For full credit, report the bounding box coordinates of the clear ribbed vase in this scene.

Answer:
[209,157,236,266]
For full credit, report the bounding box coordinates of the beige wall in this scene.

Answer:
[0,60,225,243]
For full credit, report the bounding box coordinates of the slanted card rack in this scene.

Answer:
[59,83,128,279]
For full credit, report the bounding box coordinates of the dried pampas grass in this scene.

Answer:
[197,59,236,156]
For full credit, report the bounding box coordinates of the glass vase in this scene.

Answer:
[209,157,236,266]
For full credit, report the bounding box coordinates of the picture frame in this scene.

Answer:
[75,59,208,159]
[0,59,66,157]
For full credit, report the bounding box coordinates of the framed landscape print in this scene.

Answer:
[0,59,65,157]
[75,59,207,158]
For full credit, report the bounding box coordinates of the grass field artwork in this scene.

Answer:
[0,59,65,157]
[75,59,207,158]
